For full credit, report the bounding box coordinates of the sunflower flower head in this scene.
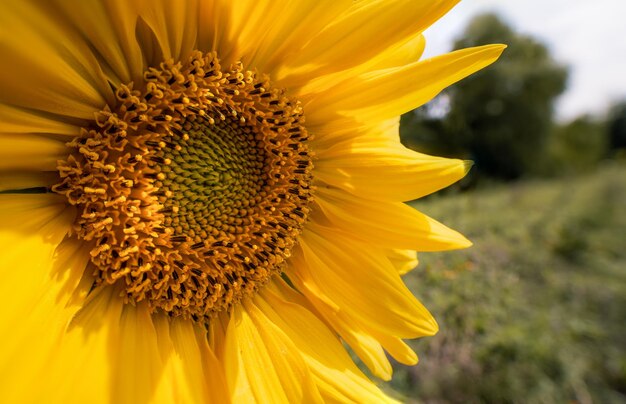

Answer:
[53,51,314,319]
[0,1,504,402]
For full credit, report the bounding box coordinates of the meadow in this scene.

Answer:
[390,163,626,403]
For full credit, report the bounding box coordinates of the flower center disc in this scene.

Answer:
[53,51,314,320]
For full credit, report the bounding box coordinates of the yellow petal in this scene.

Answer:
[0,171,58,192]
[137,0,200,63]
[369,33,427,71]
[0,134,67,172]
[275,267,393,380]
[0,103,79,137]
[304,32,427,99]
[278,0,458,88]
[208,311,230,364]
[223,301,321,403]
[42,286,122,403]
[316,142,471,201]
[377,335,418,366]
[310,115,400,152]
[112,302,166,404]
[298,286,395,381]
[387,249,419,275]
[192,324,232,404]
[286,243,419,378]
[161,316,210,403]
[39,287,169,404]
[292,33,426,107]
[196,0,231,58]
[4,280,113,404]
[339,328,393,381]
[152,317,230,404]
[225,0,351,74]
[294,227,438,338]
[305,44,506,125]
[0,194,73,276]
[316,187,471,251]
[0,0,111,119]
[0,194,79,403]
[259,280,397,403]
[49,0,146,84]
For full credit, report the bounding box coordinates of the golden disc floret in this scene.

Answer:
[53,51,314,320]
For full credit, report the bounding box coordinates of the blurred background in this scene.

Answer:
[387,1,626,402]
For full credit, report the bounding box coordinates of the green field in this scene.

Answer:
[391,163,626,403]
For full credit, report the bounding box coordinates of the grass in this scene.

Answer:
[389,162,626,403]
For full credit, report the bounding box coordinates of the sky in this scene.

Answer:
[422,0,626,121]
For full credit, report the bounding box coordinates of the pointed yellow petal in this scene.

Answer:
[387,249,419,275]
[7,282,178,404]
[7,286,122,403]
[165,319,218,404]
[306,44,506,125]
[0,128,64,190]
[0,1,111,119]
[50,287,121,403]
[294,227,438,338]
[378,335,418,366]
[50,0,146,84]
[196,0,231,58]
[259,281,397,403]
[310,115,400,152]
[225,0,351,73]
[302,33,426,99]
[340,328,393,381]
[0,194,72,273]
[152,317,230,404]
[0,103,79,137]
[0,171,58,192]
[280,261,393,377]
[316,187,472,251]
[0,195,81,403]
[286,243,419,378]
[287,230,437,380]
[303,291,395,381]
[38,288,168,404]
[276,267,394,380]
[316,143,471,201]
[137,0,200,63]
[278,0,458,88]
[223,301,321,403]
[111,302,165,404]
[0,134,67,171]
[193,323,232,404]
[208,311,230,364]
[291,33,426,110]
[369,33,427,71]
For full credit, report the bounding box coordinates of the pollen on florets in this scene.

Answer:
[53,51,314,321]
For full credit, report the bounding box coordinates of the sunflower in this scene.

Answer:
[0,0,503,402]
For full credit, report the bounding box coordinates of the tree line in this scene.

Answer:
[400,14,626,185]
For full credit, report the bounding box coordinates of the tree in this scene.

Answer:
[547,115,607,174]
[402,13,568,180]
[608,101,626,153]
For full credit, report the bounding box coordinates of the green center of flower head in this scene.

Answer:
[53,51,314,321]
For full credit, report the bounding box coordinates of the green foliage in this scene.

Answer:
[608,101,626,153]
[391,164,626,403]
[545,115,608,175]
[401,13,568,180]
